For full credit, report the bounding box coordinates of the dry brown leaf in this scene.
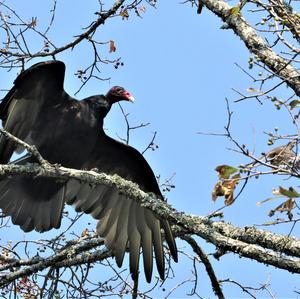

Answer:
[109,40,117,53]
[120,9,129,20]
[223,175,240,205]
[139,6,146,13]
[212,174,240,205]
[81,228,90,237]
[212,182,225,202]
[225,192,234,206]
[268,198,295,219]
[29,17,37,28]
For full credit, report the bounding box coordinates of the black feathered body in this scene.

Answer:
[0,60,177,283]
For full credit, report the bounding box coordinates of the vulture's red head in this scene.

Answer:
[106,86,134,103]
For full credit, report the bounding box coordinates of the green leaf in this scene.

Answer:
[289,99,300,109]
[215,165,238,179]
[228,6,240,16]
[246,87,261,93]
[279,186,300,198]
[261,220,282,226]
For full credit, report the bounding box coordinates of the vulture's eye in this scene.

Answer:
[115,87,124,94]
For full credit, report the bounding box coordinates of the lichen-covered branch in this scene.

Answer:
[211,222,300,258]
[269,0,300,44]
[0,236,109,288]
[199,0,300,96]
[1,161,300,275]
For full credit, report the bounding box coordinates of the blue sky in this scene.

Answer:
[1,0,299,297]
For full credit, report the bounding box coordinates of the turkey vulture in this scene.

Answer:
[0,60,177,282]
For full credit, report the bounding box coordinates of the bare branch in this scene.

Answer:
[0,0,126,60]
[181,235,225,299]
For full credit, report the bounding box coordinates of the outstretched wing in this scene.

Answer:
[0,155,65,232]
[65,135,178,282]
[0,60,67,163]
[0,61,68,232]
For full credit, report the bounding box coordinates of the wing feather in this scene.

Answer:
[112,197,131,267]
[136,208,153,283]
[0,61,67,163]
[0,175,65,233]
[145,210,165,280]
[128,201,141,281]
[79,185,107,212]
[67,135,178,282]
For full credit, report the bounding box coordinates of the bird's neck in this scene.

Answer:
[88,96,111,119]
